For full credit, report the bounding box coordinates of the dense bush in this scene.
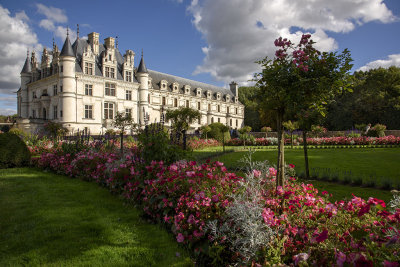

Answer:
[0,133,31,168]
[205,123,231,143]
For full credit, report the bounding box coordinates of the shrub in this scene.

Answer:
[261,126,272,133]
[0,133,31,168]
[43,121,68,140]
[206,123,231,143]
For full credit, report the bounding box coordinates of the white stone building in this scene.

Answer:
[17,31,244,134]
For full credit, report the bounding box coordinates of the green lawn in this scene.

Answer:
[0,168,192,267]
[212,147,400,188]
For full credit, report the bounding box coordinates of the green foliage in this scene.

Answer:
[200,125,211,139]
[238,86,262,131]
[282,121,299,132]
[44,121,68,139]
[113,111,135,134]
[60,141,87,156]
[206,123,231,143]
[347,131,361,138]
[166,107,201,133]
[0,133,31,168]
[238,126,252,134]
[367,123,387,137]
[261,126,272,132]
[137,123,186,165]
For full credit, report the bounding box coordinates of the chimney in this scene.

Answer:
[104,37,115,49]
[88,32,100,55]
[229,81,238,97]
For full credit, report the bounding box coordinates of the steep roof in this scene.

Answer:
[137,55,148,73]
[20,56,31,74]
[60,34,75,57]
[148,69,235,100]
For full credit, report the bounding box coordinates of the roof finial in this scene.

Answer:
[77,24,79,39]
[67,27,69,37]
[52,37,55,49]
[141,49,143,58]
[116,35,118,48]
[27,48,29,58]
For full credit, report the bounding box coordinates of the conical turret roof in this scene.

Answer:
[20,55,31,74]
[60,32,75,57]
[137,53,148,73]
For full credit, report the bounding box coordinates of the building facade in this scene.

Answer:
[17,31,244,134]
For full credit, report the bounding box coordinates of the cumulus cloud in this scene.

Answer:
[0,5,41,98]
[187,0,396,85]
[36,4,74,41]
[358,54,400,71]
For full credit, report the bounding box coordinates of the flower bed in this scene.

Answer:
[188,138,221,150]
[226,135,400,147]
[33,147,400,266]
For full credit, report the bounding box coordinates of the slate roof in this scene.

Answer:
[60,35,75,57]
[137,55,148,73]
[148,69,235,101]
[20,56,31,74]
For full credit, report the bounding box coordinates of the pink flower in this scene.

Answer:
[288,164,295,169]
[358,204,370,217]
[176,233,184,243]
[252,169,261,177]
[311,229,328,243]
[335,251,346,267]
[383,260,399,267]
[293,253,309,265]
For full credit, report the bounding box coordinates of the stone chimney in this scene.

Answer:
[104,37,115,49]
[229,81,238,97]
[88,32,100,55]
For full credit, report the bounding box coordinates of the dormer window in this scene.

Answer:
[196,88,202,97]
[172,82,179,93]
[125,71,132,82]
[108,54,112,61]
[226,95,230,102]
[234,96,238,103]
[216,93,221,100]
[184,85,191,95]
[207,90,212,99]
[160,80,168,90]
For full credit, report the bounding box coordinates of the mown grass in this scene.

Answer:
[0,168,192,267]
[211,147,400,188]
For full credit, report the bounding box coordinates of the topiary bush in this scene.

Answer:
[0,132,31,168]
[205,122,231,143]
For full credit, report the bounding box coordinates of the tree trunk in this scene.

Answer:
[120,132,124,156]
[303,130,310,179]
[291,132,293,149]
[222,134,225,153]
[276,112,285,187]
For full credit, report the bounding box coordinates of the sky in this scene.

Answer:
[0,0,399,115]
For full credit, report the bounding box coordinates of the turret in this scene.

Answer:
[59,29,76,124]
[20,50,31,118]
[136,51,149,125]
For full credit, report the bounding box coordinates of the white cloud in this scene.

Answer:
[36,3,67,23]
[39,19,55,31]
[0,5,41,97]
[358,54,400,71]
[15,10,29,22]
[0,107,17,116]
[187,0,396,84]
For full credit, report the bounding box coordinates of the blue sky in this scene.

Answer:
[0,0,399,115]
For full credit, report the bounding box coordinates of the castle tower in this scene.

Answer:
[20,50,31,118]
[59,29,76,125]
[136,51,149,125]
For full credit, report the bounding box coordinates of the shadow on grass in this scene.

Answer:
[0,168,192,267]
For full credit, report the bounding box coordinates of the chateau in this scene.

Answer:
[17,30,244,134]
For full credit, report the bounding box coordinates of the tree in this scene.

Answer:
[238,86,262,131]
[219,124,230,152]
[166,107,201,133]
[255,34,352,187]
[44,121,68,141]
[113,111,135,155]
[238,126,252,148]
[282,120,299,149]
[200,125,211,140]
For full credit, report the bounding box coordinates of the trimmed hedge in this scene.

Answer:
[0,133,31,168]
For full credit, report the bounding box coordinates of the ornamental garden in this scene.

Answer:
[1,35,400,266]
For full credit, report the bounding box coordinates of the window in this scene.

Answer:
[109,54,112,61]
[32,110,36,118]
[126,90,132,100]
[85,62,93,75]
[208,103,211,112]
[85,105,93,119]
[174,98,178,107]
[60,65,63,72]
[105,83,116,96]
[227,107,230,114]
[148,94,150,103]
[85,84,93,96]
[218,118,220,123]
[53,85,57,96]
[230,119,232,126]
[60,110,63,118]
[162,83,166,89]
[236,119,238,127]
[186,100,189,108]
[60,85,63,92]
[110,68,115,78]
[197,102,201,110]
[104,102,114,119]
[162,96,166,106]
[211,117,214,123]
[32,91,36,99]
[235,108,238,114]
[125,108,132,117]
[125,71,132,82]
[105,67,110,77]
[218,105,220,112]
[53,106,58,119]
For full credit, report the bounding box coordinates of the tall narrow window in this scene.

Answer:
[105,83,116,96]
[53,85,57,96]
[148,94,151,103]
[84,105,93,119]
[105,67,110,77]
[125,71,132,82]
[85,84,93,96]
[125,108,132,117]
[197,102,201,110]
[235,108,238,114]
[186,100,189,108]
[104,103,114,119]
[60,85,63,92]
[211,117,214,123]
[208,103,211,112]
[85,62,93,75]
[218,118,220,123]
[126,90,132,100]
[110,68,115,78]
[174,98,178,107]
[53,106,58,119]
[218,105,220,112]
[32,110,36,118]
[236,119,238,127]
[162,96,166,106]
[60,110,63,118]
[60,65,63,73]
